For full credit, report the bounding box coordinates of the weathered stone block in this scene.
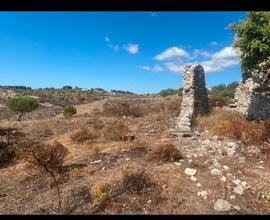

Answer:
[177,63,209,132]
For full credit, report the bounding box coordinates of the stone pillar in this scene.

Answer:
[234,61,270,120]
[177,63,209,132]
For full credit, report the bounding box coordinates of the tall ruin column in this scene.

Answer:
[177,63,209,132]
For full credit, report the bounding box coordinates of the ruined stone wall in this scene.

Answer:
[177,64,209,132]
[234,61,270,120]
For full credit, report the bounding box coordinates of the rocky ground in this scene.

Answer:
[0,96,270,214]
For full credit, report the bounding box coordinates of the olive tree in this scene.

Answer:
[228,12,270,80]
[7,96,39,121]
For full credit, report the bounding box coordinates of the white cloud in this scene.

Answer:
[165,62,184,74]
[105,36,119,52]
[124,43,139,54]
[154,47,190,61]
[154,46,239,74]
[192,49,212,59]
[212,46,237,59]
[140,64,164,73]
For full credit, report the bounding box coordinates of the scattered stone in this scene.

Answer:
[241,181,247,187]
[233,185,244,195]
[184,168,197,176]
[174,162,182,166]
[210,168,222,176]
[213,199,231,212]
[161,185,167,190]
[233,179,241,185]
[188,159,193,163]
[220,176,227,182]
[227,173,232,177]
[91,159,102,164]
[196,183,202,187]
[147,200,152,204]
[239,157,246,163]
[227,142,236,157]
[190,176,197,182]
[197,190,208,199]
[223,165,230,171]
[234,205,241,211]
[229,195,236,200]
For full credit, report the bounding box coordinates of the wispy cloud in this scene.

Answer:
[124,43,139,54]
[210,41,218,46]
[139,64,164,73]
[154,47,190,61]
[153,46,239,74]
[104,36,119,52]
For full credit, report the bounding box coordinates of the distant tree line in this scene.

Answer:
[111,90,134,95]
[208,81,239,101]
[158,88,183,97]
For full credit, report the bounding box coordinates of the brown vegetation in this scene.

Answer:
[102,119,131,141]
[70,127,99,144]
[197,109,270,146]
[148,143,183,163]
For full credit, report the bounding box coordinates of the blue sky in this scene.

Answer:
[0,12,246,94]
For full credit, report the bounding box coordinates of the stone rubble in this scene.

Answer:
[213,199,231,212]
[184,168,197,176]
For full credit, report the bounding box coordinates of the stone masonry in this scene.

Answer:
[234,61,270,120]
[177,63,209,132]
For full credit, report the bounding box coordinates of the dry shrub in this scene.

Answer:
[28,141,68,173]
[92,118,105,130]
[148,143,183,163]
[166,96,182,117]
[69,165,97,179]
[121,167,153,195]
[0,128,27,167]
[196,109,270,146]
[70,127,99,144]
[90,182,113,210]
[103,100,147,117]
[208,97,229,110]
[102,119,131,141]
[91,145,102,156]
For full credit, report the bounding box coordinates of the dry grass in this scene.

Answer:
[102,119,131,141]
[69,165,97,179]
[70,127,99,144]
[148,143,183,163]
[90,182,113,210]
[196,109,270,146]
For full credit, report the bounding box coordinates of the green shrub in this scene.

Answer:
[63,105,76,117]
[7,96,39,121]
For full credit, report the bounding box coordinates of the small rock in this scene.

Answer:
[229,195,236,200]
[214,199,231,212]
[190,176,197,182]
[233,179,241,185]
[239,157,246,163]
[147,200,152,204]
[196,183,202,187]
[101,167,106,170]
[223,165,230,171]
[197,190,208,199]
[234,205,241,211]
[241,181,247,187]
[210,168,222,176]
[220,176,227,182]
[227,142,236,157]
[174,162,182,166]
[233,185,244,195]
[161,184,167,190]
[184,168,197,176]
[188,159,193,163]
[91,159,102,164]
[227,173,232,177]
